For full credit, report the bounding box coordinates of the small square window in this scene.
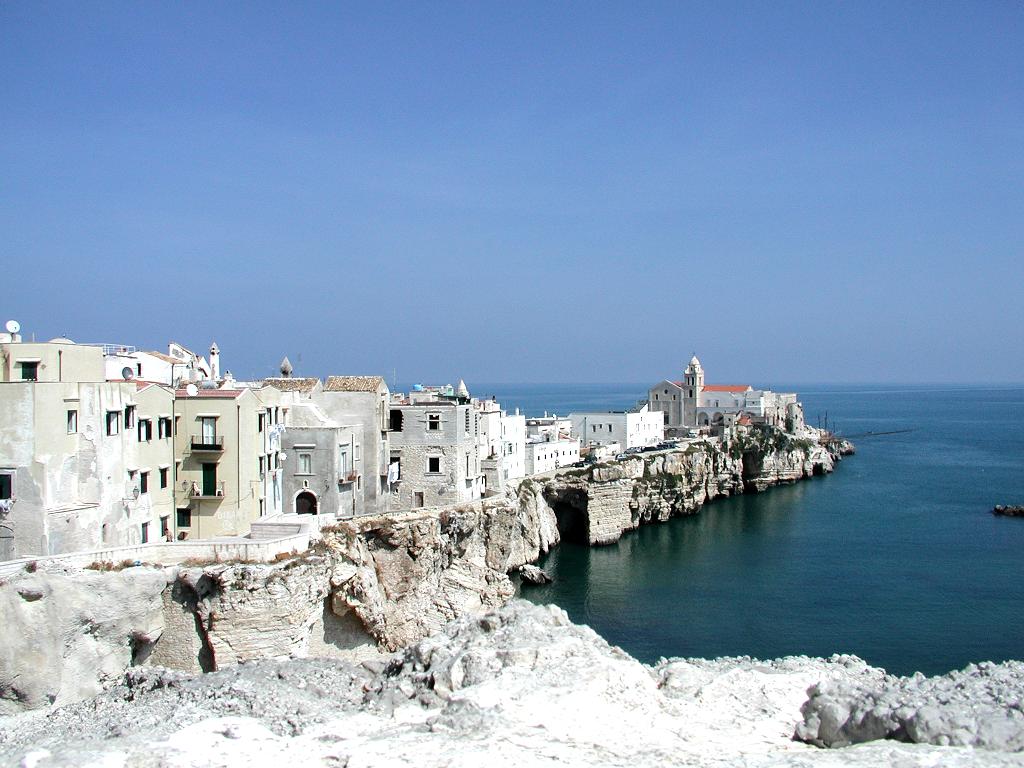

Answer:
[428,414,441,431]
[20,362,38,381]
[428,457,441,473]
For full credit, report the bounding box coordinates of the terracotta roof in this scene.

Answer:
[324,375,385,392]
[174,388,243,399]
[262,377,320,393]
[703,384,752,393]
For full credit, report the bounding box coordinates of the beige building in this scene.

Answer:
[172,384,273,540]
[0,336,175,560]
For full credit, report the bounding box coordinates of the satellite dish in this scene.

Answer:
[185,383,199,397]
[121,367,136,380]
[5,320,20,334]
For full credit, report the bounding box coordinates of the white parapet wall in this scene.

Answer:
[0,530,315,580]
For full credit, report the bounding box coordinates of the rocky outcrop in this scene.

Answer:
[795,659,1024,750]
[534,430,845,545]
[2,602,1021,767]
[0,494,560,713]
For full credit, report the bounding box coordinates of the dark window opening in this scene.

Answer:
[140,472,149,494]
[0,473,12,500]
[19,362,38,381]
[159,467,169,488]
[389,410,403,431]
[176,508,192,528]
[428,457,441,473]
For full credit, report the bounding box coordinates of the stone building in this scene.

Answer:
[0,336,176,560]
[388,387,484,510]
[648,355,805,432]
[261,377,363,519]
[317,376,391,517]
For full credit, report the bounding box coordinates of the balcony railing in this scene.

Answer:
[339,471,359,484]
[191,435,224,451]
[189,481,225,499]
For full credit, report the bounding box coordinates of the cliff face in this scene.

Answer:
[0,432,845,713]
[536,433,848,545]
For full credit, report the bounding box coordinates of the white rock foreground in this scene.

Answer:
[2,602,1022,767]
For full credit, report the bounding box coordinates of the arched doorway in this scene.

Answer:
[295,490,318,515]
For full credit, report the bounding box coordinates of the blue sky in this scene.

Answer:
[3,2,1022,384]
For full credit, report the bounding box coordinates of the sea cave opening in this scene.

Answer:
[547,488,590,544]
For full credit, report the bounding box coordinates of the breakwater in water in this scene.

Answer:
[0,429,849,712]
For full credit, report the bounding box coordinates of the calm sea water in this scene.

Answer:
[475,383,1024,676]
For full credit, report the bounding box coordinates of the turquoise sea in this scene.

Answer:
[474,383,1024,676]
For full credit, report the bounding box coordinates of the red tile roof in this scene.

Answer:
[703,384,751,393]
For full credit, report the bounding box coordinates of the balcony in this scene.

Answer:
[339,471,359,484]
[191,435,224,452]
[188,481,225,499]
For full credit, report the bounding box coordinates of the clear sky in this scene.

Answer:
[3,2,1022,385]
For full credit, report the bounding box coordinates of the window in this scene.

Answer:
[138,419,153,442]
[339,446,350,474]
[136,363,143,377]
[200,417,217,442]
[390,410,403,431]
[19,361,39,381]
[140,522,149,544]
[428,414,441,431]
[106,411,120,436]
[259,456,265,477]
[0,472,13,500]
[158,417,172,439]
[159,467,169,489]
[176,508,192,528]
[160,516,169,538]
[258,413,265,432]
[298,453,312,474]
[140,471,149,494]
[125,405,136,429]
[465,411,471,434]
[67,410,78,434]
[428,457,441,473]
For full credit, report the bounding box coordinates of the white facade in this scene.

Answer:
[475,398,526,492]
[0,339,176,561]
[525,415,573,441]
[103,342,215,386]
[569,405,664,450]
[524,438,581,475]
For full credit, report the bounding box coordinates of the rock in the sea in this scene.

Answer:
[993,505,1024,517]
[517,564,552,585]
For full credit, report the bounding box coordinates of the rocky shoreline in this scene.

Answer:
[2,602,1022,767]
[0,430,853,714]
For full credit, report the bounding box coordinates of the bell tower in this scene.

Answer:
[683,355,704,426]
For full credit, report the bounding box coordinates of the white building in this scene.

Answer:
[0,335,176,560]
[569,405,664,450]
[474,396,526,493]
[648,355,805,432]
[102,341,215,386]
[525,415,573,441]
[524,437,580,475]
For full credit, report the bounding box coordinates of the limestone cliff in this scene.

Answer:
[534,431,849,545]
[0,430,846,713]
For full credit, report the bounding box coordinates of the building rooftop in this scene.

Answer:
[324,375,385,392]
[174,388,244,399]
[262,377,320,393]
[703,384,753,393]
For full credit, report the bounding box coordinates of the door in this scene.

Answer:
[202,463,217,496]
[414,491,424,508]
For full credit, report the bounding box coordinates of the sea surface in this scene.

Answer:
[473,383,1024,676]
